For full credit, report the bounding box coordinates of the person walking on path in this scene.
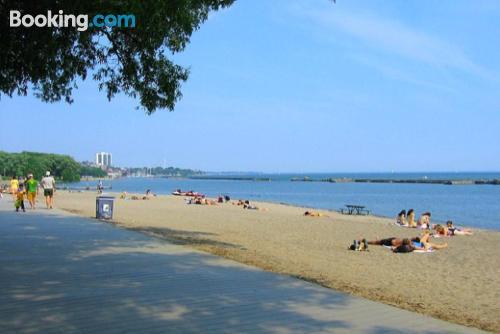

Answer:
[41,171,56,209]
[26,174,38,209]
[15,184,26,212]
[9,176,19,200]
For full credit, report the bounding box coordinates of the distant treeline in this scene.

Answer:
[125,166,202,177]
[0,151,106,182]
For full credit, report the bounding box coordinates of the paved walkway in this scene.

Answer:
[0,199,483,333]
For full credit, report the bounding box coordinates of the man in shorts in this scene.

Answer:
[26,174,38,209]
[41,171,56,209]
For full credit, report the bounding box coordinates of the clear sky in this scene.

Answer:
[1,0,499,172]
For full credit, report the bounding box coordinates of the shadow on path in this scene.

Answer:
[0,205,482,334]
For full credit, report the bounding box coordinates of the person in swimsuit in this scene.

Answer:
[393,231,448,252]
[304,211,329,217]
[418,212,431,229]
[407,209,417,228]
[366,232,447,252]
[396,209,407,226]
[446,220,473,235]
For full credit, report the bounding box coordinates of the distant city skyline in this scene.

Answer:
[1,0,499,172]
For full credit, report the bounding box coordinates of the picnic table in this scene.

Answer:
[340,204,370,215]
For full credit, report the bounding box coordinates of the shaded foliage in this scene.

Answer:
[0,151,82,181]
[79,165,107,178]
[0,0,234,114]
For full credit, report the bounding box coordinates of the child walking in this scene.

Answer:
[15,184,26,212]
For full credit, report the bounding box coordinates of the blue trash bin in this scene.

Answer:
[96,196,115,219]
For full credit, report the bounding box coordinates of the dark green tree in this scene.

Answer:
[0,0,234,114]
[80,166,107,178]
[0,151,82,181]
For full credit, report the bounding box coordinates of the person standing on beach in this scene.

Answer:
[10,176,19,200]
[26,174,38,209]
[41,171,56,209]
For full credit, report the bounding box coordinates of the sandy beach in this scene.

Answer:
[50,190,499,332]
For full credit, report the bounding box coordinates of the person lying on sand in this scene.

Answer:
[304,211,329,217]
[433,224,455,237]
[130,195,150,200]
[243,200,259,210]
[432,221,473,237]
[185,196,217,205]
[205,198,217,205]
[366,232,447,253]
[240,200,268,211]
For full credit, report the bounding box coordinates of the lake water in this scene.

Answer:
[66,173,500,230]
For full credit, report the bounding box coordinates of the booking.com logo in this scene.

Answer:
[9,10,136,31]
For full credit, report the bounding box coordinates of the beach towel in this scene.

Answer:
[392,222,410,228]
[413,249,434,253]
[383,245,434,253]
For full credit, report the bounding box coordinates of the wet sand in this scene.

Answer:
[52,190,499,332]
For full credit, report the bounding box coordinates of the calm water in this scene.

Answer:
[67,173,500,230]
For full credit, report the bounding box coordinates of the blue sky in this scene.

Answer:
[1,0,499,172]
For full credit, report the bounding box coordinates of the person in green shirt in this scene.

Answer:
[26,174,38,209]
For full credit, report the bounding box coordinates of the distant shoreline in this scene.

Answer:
[187,175,500,185]
[290,177,500,185]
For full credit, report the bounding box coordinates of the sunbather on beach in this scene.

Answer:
[396,209,408,226]
[407,209,417,228]
[368,237,406,247]
[304,211,329,217]
[446,220,473,235]
[433,224,450,236]
[367,232,447,252]
[418,212,431,229]
[394,232,447,252]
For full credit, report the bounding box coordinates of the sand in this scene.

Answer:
[50,190,499,332]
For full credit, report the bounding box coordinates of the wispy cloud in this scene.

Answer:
[350,54,457,93]
[294,3,494,81]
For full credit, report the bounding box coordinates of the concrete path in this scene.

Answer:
[0,199,483,334]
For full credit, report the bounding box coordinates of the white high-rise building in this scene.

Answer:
[95,152,112,168]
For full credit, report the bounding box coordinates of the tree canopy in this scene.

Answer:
[0,0,234,114]
[0,151,84,181]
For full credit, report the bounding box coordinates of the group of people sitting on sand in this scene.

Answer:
[182,194,266,210]
[348,208,475,253]
[186,196,217,205]
[396,209,473,236]
[217,195,231,203]
[235,199,261,210]
[396,209,432,229]
[119,189,157,200]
